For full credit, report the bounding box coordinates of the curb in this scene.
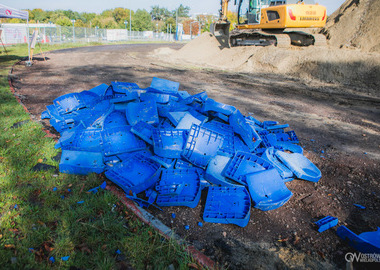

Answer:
[7,59,216,269]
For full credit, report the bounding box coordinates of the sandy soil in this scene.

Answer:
[10,43,380,270]
[153,33,380,96]
[323,0,380,53]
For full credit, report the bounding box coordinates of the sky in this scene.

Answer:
[2,0,346,15]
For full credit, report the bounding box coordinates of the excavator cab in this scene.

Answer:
[238,0,270,25]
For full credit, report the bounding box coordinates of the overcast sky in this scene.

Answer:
[2,0,346,15]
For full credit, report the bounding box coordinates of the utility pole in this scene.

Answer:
[71,19,76,42]
[175,9,178,41]
[130,9,132,39]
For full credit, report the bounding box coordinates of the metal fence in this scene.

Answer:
[0,23,176,46]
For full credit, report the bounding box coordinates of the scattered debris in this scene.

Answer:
[10,120,30,129]
[42,77,322,227]
[61,256,70,261]
[31,163,58,173]
[353,204,366,210]
[315,216,338,233]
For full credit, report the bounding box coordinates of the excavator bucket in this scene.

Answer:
[210,22,231,48]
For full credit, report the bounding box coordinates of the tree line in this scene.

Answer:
[0,5,219,34]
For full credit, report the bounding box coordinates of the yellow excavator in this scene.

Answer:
[211,0,327,47]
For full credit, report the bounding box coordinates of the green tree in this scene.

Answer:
[55,16,72,27]
[164,17,176,33]
[132,9,153,31]
[173,4,190,18]
[150,5,171,21]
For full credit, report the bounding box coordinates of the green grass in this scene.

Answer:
[0,44,195,269]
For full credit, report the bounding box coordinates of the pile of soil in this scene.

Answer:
[323,0,380,53]
[154,33,380,96]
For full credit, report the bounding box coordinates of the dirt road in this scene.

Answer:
[10,44,380,269]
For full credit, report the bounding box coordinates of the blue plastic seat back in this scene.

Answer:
[229,110,261,152]
[205,155,237,186]
[152,129,188,158]
[275,151,321,182]
[111,82,140,94]
[203,186,251,227]
[245,168,293,211]
[105,151,160,194]
[156,168,201,208]
[337,226,380,254]
[53,93,85,115]
[140,92,171,104]
[261,147,294,181]
[182,124,224,168]
[130,121,154,144]
[60,150,105,175]
[102,126,146,156]
[224,151,273,185]
[88,83,109,97]
[167,111,188,126]
[149,155,175,168]
[126,100,159,126]
[276,130,299,144]
[175,112,202,130]
[148,77,180,94]
[203,121,235,157]
[202,98,236,116]
[102,111,129,129]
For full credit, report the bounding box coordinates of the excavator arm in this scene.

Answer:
[210,0,231,47]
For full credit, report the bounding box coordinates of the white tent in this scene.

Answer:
[0,4,30,61]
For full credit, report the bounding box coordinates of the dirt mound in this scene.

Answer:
[153,34,380,95]
[323,0,380,53]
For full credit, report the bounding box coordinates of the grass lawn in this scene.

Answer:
[0,44,195,269]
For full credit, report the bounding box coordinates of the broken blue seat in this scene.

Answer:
[315,216,339,232]
[175,112,203,130]
[126,100,159,126]
[245,168,293,211]
[54,91,99,115]
[131,121,155,144]
[202,98,236,116]
[59,150,105,175]
[88,83,109,97]
[203,186,251,227]
[205,155,237,186]
[152,129,188,158]
[56,128,103,153]
[156,168,201,208]
[337,226,380,254]
[229,110,262,152]
[182,124,224,168]
[203,121,235,157]
[149,155,175,168]
[167,111,188,126]
[105,151,161,194]
[275,151,322,182]
[276,130,299,144]
[146,77,180,94]
[262,147,294,182]
[102,126,146,157]
[106,82,140,98]
[224,151,274,185]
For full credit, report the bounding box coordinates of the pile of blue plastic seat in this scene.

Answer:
[42,77,322,227]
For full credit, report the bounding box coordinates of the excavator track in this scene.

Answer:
[229,29,326,48]
[285,31,327,47]
[229,29,291,48]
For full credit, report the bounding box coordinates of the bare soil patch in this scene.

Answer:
[10,43,380,269]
